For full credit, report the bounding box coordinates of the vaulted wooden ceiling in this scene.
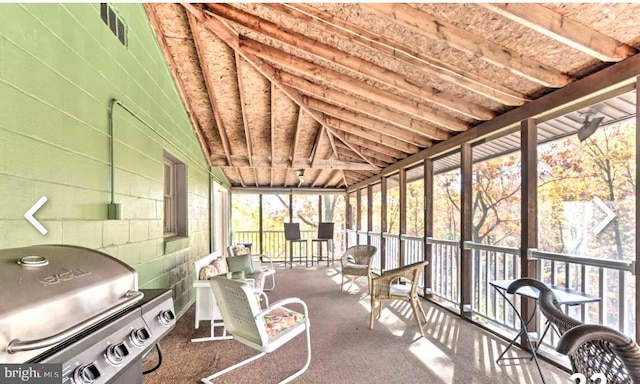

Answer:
[144,3,640,189]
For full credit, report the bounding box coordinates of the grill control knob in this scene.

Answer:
[158,309,176,326]
[73,363,101,384]
[130,327,151,347]
[106,342,129,365]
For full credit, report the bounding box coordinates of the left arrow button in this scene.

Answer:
[25,196,48,235]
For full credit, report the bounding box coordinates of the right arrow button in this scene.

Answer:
[592,196,615,235]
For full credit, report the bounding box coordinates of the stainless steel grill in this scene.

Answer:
[0,245,176,384]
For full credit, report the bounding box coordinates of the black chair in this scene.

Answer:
[508,278,640,384]
[311,222,334,266]
[284,223,308,268]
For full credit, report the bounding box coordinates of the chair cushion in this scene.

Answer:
[230,270,246,280]
[227,254,254,274]
[342,263,369,275]
[263,307,305,338]
[198,257,228,280]
[390,283,411,296]
[231,244,251,256]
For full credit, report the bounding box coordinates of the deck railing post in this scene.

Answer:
[521,118,539,347]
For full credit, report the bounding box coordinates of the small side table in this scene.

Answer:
[490,279,601,384]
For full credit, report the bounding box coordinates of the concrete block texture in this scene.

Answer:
[0,3,221,317]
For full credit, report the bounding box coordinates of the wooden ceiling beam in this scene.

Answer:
[309,125,324,169]
[323,170,341,189]
[289,77,455,140]
[322,116,423,154]
[236,53,254,167]
[144,5,215,163]
[311,169,324,188]
[343,173,359,187]
[241,38,476,128]
[482,3,636,62]
[186,11,234,166]
[350,169,377,177]
[284,79,452,140]
[306,98,441,146]
[184,4,379,170]
[290,102,303,169]
[215,156,378,170]
[336,131,410,159]
[272,3,527,107]
[336,148,387,168]
[334,138,397,164]
[207,3,495,121]
[363,3,573,87]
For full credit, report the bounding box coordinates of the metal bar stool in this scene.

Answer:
[284,223,308,268]
[311,222,334,266]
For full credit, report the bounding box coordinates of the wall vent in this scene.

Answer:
[100,3,127,47]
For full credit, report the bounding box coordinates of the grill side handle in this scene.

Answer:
[7,291,145,354]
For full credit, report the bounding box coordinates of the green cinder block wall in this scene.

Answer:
[0,3,228,316]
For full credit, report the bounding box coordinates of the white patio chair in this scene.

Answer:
[203,277,311,384]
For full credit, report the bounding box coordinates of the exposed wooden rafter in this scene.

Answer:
[146,3,639,190]
[236,52,254,168]
[335,139,396,164]
[272,3,528,107]
[322,117,423,154]
[290,107,303,169]
[363,3,574,87]
[186,11,233,166]
[144,5,214,163]
[240,37,477,127]
[182,4,380,171]
[482,3,636,62]
[207,4,496,121]
[213,156,378,170]
[333,130,410,160]
[306,98,445,146]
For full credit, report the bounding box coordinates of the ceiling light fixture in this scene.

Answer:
[295,170,304,183]
[577,111,604,142]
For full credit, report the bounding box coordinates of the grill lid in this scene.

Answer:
[0,245,139,363]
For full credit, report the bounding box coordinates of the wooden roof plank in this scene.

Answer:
[311,101,433,148]
[183,4,380,170]
[363,3,573,87]
[186,10,234,165]
[274,3,528,107]
[236,52,254,167]
[240,37,474,129]
[334,133,397,164]
[324,116,420,153]
[207,3,496,121]
[144,5,215,164]
[482,3,636,62]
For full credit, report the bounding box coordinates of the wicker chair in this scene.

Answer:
[340,245,377,293]
[557,324,640,384]
[507,278,640,384]
[370,260,429,336]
